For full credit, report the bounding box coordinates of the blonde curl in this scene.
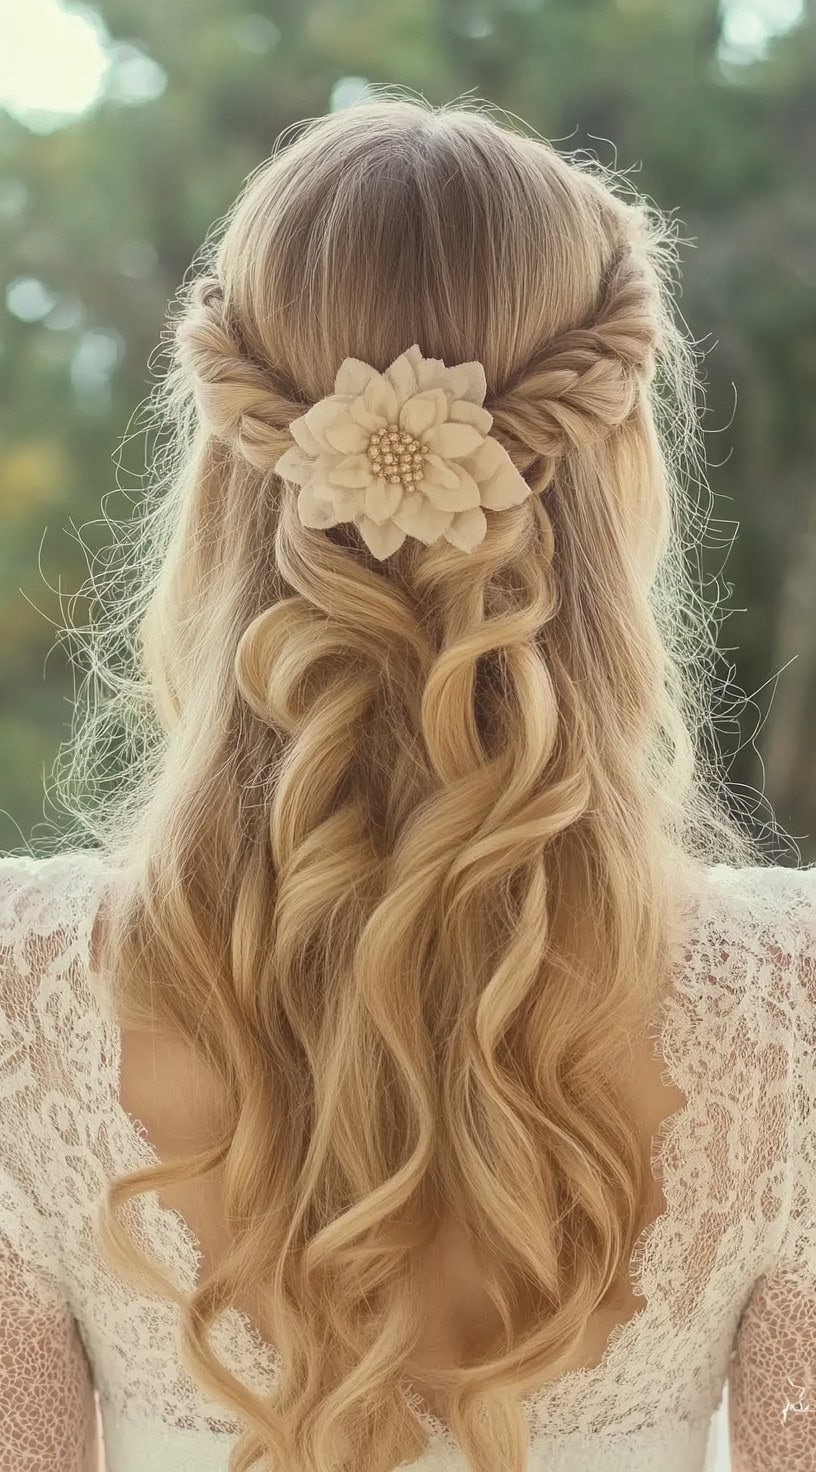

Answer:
[57,96,758,1472]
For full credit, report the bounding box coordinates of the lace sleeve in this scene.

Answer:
[0,855,100,1471]
[728,865,816,1470]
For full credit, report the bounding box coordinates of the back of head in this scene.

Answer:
[73,96,755,1472]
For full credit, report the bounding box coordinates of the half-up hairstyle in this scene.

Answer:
[56,94,757,1472]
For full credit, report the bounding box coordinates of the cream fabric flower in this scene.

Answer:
[273,344,531,560]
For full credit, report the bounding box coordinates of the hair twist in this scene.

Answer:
[175,276,302,472]
[488,251,659,488]
[179,254,659,520]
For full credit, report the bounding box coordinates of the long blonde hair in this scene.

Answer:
[54,94,760,1471]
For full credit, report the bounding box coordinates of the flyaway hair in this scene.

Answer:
[50,94,758,1472]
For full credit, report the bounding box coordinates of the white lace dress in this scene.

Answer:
[0,849,814,1472]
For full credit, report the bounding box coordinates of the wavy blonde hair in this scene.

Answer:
[53,94,761,1472]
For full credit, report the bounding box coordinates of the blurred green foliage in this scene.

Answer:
[1,0,815,856]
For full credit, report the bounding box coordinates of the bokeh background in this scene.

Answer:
[1,0,815,862]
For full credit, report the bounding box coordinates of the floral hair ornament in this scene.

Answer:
[272,344,532,561]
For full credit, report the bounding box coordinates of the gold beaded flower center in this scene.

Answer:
[367,424,428,490]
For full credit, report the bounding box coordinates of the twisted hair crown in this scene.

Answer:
[176,251,657,559]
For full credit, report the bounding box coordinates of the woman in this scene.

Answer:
[0,95,813,1472]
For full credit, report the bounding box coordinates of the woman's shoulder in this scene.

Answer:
[0,845,110,915]
[670,856,816,944]
[674,859,816,1068]
[698,858,816,958]
[705,856,816,906]
[0,846,112,1016]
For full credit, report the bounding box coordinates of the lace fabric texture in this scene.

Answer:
[0,848,814,1471]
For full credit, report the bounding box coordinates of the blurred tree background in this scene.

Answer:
[1,0,815,858]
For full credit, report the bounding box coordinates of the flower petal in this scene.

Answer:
[384,351,419,404]
[478,445,532,510]
[363,373,399,423]
[289,414,327,456]
[448,399,492,436]
[350,396,387,433]
[415,388,450,426]
[313,452,341,478]
[302,395,354,450]
[323,413,370,455]
[421,452,460,491]
[328,453,373,489]
[335,358,380,397]
[297,484,340,529]
[365,478,403,524]
[330,486,367,520]
[393,491,453,544]
[425,422,484,459]
[443,506,487,552]
[444,360,487,406]
[459,436,506,482]
[274,445,314,485]
[404,345,448,392]
[354,514,407,561]
[398,394,438,438]
[311,479,365,521]
[422,465,481,513]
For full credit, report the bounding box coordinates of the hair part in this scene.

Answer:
[48,93,760,1472]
